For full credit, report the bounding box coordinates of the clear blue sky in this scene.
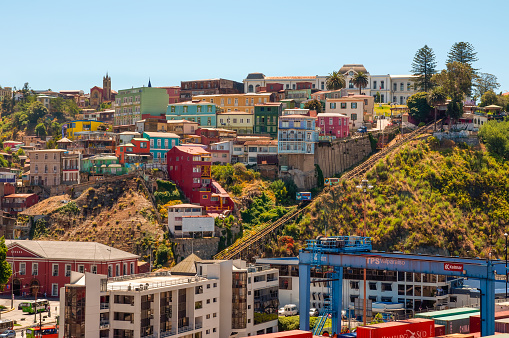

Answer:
[2,0,508,95]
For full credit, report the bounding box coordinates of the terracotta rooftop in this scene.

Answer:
[265,76,317,80]
[173,145,210,155]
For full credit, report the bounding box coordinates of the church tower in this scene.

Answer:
[103,72,111,101]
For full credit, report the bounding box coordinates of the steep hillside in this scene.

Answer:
[267,138,509,259]
[28,178,166,257]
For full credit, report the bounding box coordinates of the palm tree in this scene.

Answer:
[427,86,447,131]
[353,72,369,94]
[326,71,346,91]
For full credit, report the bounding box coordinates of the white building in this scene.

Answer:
[257,257,453,319]
[119,132,142,145]
[59,259,279,338]
[244,65,418,105]
[167,204,215,237]
[196,259,279,337]
[244,140,278,165]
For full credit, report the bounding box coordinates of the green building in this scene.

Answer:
[81,155,128,176]
[114,86,169,126]
[254,103,282,138]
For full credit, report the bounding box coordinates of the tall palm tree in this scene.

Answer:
[353,72,369,94]
[326,71,346,91]
[427,86,447,131]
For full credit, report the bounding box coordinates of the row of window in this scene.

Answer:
[149,139,177,149]
[330,102,358,109]
[34,153,57,160]
[169,105,213,113]
[33,165,57,174]
[9,262,135,277]
[280,120,314,129]
[207,97,268,106]
[319,118,348,126]
[218,118,251,125]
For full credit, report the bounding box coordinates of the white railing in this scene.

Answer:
[107,273,207,292]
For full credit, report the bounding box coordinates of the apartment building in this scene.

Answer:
[0,86,12,101]
[216,111,254,134]
[254,103,282,138]
[209,140,232,165]
[28,149,67,186]
[243,73,329,92]
[193,93,275,114]
[326,95,374,129]
[277,115,318,155]
[114,87,169,126]
[166,100,218,127]
[317,113,350,139]
[180,78,244,101]
[142,132,180,164]
[167,204,214,237]
[59,259,278,338]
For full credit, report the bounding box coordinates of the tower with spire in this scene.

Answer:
[148,78,152,88]
[103,72,111,101]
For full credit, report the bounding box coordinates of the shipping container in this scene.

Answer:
[434,312,479,335]
[495,318,509,333]
[435,334,475,338]
[480,334,509,338]
[470,311,509,333]
[255,330,312,338]
[435,324,446,336]
[357,319,434,338]
[416,308,479,320]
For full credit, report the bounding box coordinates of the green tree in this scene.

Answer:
[35,123,47,138]
[427,86,448,129]
[27,101,48,124]
[375,92,381,103]
[269,180,289,205]
[479,120,509,159]
[155,244,170,267]
[433,61,474,98]
[480,91,498,107]
[407,92,432,122]
[446,98,464,130]
[303,99,323,113]
[353,72,369,94]
[474,73,500,99]
[0,237,12,286]
[411,45,437,92]
[446,42,478,68]
[0,155,9,167]
[326,71,346,90]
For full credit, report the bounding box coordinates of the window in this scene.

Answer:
[157,139,161,148]
[207,105,212,113]
[195,301,202,309]
[400,83,404,91]
[197,106,202,113]
[32,263,38,276]
[213,298,217,303]
[393,83,397,91]
[116,264,120,276]
[340,102,346,109]
[130,262,135,274]
[65,264,71,277]
[329,118,333,125]
[78,265,84,273]
[228,98,231,104]
[164,139,168,148]
[52,264,59,277]
[52,284,58,297]
[92,265,97,274]
[150,139,154,147]
[213,283,217,287]
[382,283,392,291]
[351,102,357,109]
[373,81,377,89]
[206,314,210,319]
[350,295,359,303]
[350,281,359,289]
[171,106,175,113]
[369,282,377,290]
[108,265,112,277]
[330,102,336,109]
[183,106,188,113]
[407,83,411,91]
[351,113,358,121]
[381,81,385,89]
[20,263,26,275]
[123,263,127,275]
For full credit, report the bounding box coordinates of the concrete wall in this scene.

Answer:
[173,237,220,262]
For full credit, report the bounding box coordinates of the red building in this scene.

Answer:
[160,86,181,104]
[317,113,350,139]
[2,194,39,216]
[195,128,237,146]
[115,138,151,164]
[167,145,234,212]
[5,240,139,298]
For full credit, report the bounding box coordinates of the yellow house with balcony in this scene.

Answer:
[64,120,105,140]
[192,93,274,114]
[217,111,254,134]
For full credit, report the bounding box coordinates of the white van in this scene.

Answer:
[278,304,298,317]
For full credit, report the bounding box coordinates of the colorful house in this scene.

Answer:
[278,115,318,154]
[167,145,234,212]
[192,93,275,114]
[63,120,105,140]
[216,112,254,134]
[254,103,282,138]
[115,138,151,165]
[114,86,170,126]
[2,194,39,216]
[142,132,180,163]
[166,100,218,127]
[317,113,350,139]
[81,155,127,176]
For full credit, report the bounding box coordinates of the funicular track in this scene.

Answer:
[213,120,439,261]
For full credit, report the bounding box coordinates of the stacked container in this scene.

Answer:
[433,312,479,335]
[470,310,509,333]
[357,319,434,338]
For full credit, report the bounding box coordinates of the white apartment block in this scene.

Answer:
[257,257,454,319]
[60,260,279,338]
[244,65,418,105]
[60,271,220,338]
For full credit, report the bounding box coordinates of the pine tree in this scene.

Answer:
[411,45,437,92]
[446,42,478,68]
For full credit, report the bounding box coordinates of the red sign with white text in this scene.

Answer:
[444,263,463,271]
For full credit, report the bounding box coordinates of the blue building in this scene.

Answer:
[277,115,318,154]
[166,100,217,127]
[142,132,180,163]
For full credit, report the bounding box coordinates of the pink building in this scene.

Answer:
[317,113,350,139]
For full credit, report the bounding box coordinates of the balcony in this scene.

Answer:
[100,303,109,310]
[99,320,110,329]
[178,325,194,334]
[160,329,177,337]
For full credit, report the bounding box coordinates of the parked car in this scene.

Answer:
[0,330,16,337]
[309,308,319,316]
[278,304,298,317]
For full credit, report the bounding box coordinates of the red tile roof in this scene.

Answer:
[174,145,210,155]
[265,76,316,80]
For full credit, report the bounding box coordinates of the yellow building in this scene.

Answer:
[192,93,274,114]
[217,112,254,134]
[64,120,105,140]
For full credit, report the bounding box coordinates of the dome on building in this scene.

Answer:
[246,73,265,80]
[339,64,368,75]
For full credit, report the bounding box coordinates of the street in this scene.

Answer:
[0,297,60,335]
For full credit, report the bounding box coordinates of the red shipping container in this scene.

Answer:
[256,330,312,338]
[357,319,435,338]
[435,325,446,336]
[495,318,509,333]
[470,311,509,333]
